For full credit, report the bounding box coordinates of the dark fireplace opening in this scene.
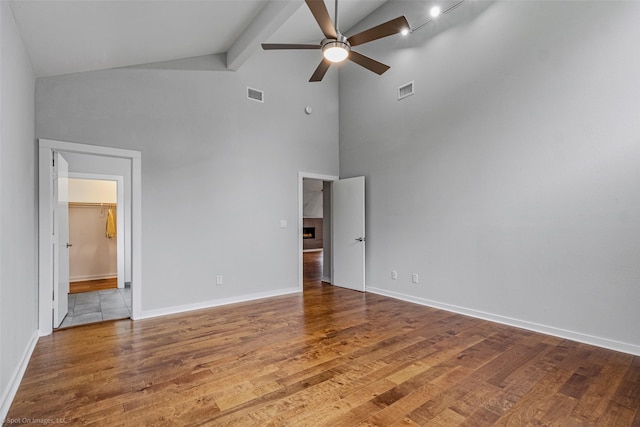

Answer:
[303,227,315,239]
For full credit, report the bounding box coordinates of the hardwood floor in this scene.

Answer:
[303,250,324,285]
[6,252,639,425]
[69,277,118,294]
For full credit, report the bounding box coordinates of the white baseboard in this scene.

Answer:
[137,287,301,320]
[321,276,331,283]
[366,286,640,357]
[70,273,117,282]
[0,331,39,421]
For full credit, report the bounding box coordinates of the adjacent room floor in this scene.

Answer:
[59,287,131,327]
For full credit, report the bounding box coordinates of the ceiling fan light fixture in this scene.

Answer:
[322,39,350,63]
[263,0,408,81]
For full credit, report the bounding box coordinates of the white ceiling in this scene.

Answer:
[9,0,388,77]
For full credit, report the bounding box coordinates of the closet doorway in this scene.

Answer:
[38,138,142,336]
[58,174,129,328]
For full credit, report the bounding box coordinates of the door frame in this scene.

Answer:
[67,172,125,289]
[53,153,70,327]
[38,139,142,336]
[298,172,338,290]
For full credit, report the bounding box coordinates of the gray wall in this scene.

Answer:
[36,49,339,313]
[0,1,38,414]
[339,1,640,351]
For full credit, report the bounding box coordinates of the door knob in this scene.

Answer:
[355,237,365,242]
[66,243,73,248]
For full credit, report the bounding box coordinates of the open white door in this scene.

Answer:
[53,152,70,327]
[332,176,365,292]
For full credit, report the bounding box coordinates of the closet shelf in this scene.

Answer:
[69,202,117,208]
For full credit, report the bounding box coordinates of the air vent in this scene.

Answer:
[398,81,414,100]
[247,87,264,103]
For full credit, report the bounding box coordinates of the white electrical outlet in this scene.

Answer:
[391,270,398,280]
[412,273,419,284]
[216,275,223,285]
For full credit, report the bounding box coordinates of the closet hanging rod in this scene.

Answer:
[68,202,117,208]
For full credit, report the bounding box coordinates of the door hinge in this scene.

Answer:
[52,157,55,167]
[52,300,56,309]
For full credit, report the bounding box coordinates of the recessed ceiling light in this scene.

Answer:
[430,5,441,18]
[401,28,410,36]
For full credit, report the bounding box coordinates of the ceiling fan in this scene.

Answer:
[262,0,409,82]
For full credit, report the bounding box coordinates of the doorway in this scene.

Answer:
[298,172,367,292]
[38,139,142,336]
[58,175,130,328]
[302,178,328,287]
[298,172,338,289]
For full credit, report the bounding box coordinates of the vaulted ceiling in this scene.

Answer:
[9,0,387,77]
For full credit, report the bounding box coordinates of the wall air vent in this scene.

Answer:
[398,81,414,100]
[247,87,264,103]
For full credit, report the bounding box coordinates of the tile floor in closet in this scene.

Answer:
[60,288,131,327]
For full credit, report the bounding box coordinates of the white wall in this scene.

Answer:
[69,178,117,204]
[339,1,640,354]
[36,49,339,314]
[0,1,38,418]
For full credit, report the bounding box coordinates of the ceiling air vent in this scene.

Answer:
[247,87,264,103]
[398,81,414,100]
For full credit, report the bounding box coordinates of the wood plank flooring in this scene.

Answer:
[6,252,640,425]
[69,277,117,294]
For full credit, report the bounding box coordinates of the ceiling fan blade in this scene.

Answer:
[310,58,332,82]
[347,16,409,47]
[348,51,390,75]
[262,44,320,50]
[305,0,337,39]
